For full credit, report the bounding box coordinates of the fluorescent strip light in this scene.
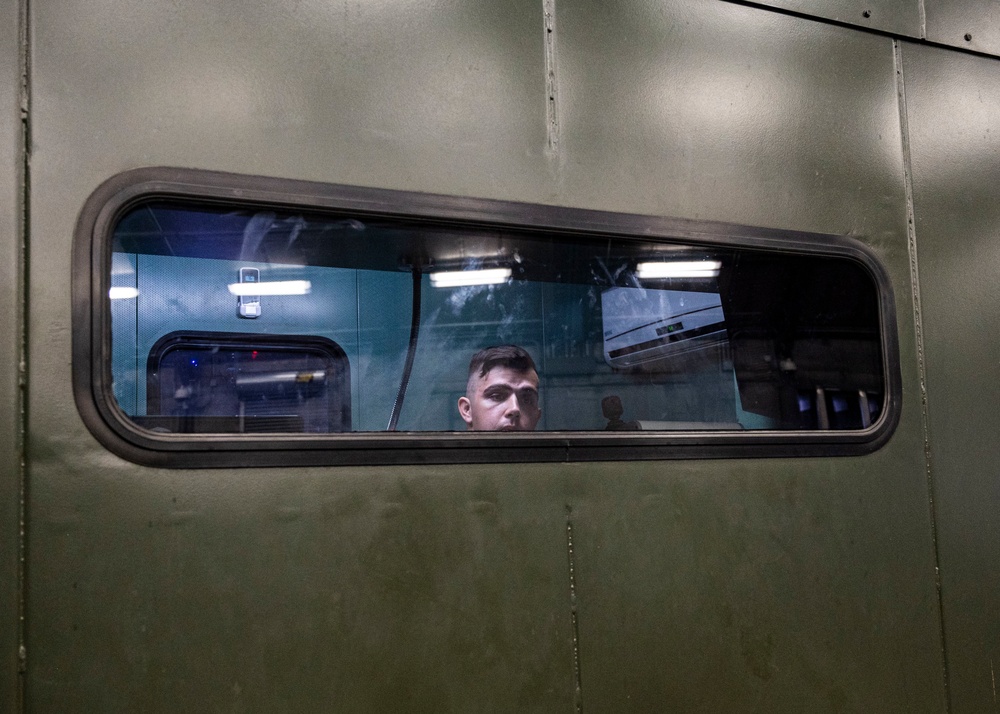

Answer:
[636,260,721,279]
[236,371,327,386]
[109,287,139,299]
[227,280,312,296]
[430,268,512,288]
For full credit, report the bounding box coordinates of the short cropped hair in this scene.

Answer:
[467,345,538,382]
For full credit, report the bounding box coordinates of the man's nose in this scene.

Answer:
[503,395,521,416]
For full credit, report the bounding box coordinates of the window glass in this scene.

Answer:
[108,200,886,435]
[140,332,349,434]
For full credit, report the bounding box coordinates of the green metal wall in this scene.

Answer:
[1,0,23,711]
[904,42,1000,713]
[10,0,1000,710]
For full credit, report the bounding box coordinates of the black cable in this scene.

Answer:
[387,268,422,431]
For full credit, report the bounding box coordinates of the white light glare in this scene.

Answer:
[430,268,512,288]
[227,280,312,296]
[636,260,722,279]
[109,287,139,299]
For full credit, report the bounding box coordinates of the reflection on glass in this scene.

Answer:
[140,334,349,434]
[109,201,885,435]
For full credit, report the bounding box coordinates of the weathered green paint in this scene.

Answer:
[0,0,24,710]
[553,6,945,707]
[903,42,1000,714]
[727,0,923,43]
[27,466,578,711]
[728,0,1000,58]
[11,0,999,710]
[555,1,907,238]
[925,0,1000,55]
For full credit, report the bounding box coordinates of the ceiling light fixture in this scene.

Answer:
[429,268,512,288]
[636,260,722,279]
[227,280,312,296]
[109,287,139,299]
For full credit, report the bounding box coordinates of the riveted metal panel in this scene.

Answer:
[901,41,1000,714]
[725,0,923,39]
[557,2,945,709]
[555,0,909,239]
[25,0,953,711]
[925,0,1000,55]
[27,465,578,711]
[567,450,946,710]
[0,0,22,710]
[30,0,550,204]
[27,0,579,710]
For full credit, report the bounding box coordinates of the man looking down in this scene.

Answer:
[457,345,542,431]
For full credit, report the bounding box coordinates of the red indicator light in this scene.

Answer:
[251,350,258,359]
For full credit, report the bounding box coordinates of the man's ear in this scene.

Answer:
[457,396,474,428]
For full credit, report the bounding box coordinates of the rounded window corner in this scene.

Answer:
[72,168,902,468]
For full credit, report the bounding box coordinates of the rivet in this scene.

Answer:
[965,33,973,41]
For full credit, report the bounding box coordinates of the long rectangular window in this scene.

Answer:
[74,169,899,466]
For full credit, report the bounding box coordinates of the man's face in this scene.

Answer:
[458,366,541,432]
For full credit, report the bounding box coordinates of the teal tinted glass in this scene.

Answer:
[109,201,885,435]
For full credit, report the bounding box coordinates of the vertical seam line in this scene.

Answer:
[894,38,950,713]
[16,0,31,709]
[565,505,583,713]
[543,0,559,155]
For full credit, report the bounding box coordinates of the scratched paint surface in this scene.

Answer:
[17,0,965,712]
[734,0,922,39]
[1,0,23,709]
[902,42,1000,714]
[925,0,1000,56]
